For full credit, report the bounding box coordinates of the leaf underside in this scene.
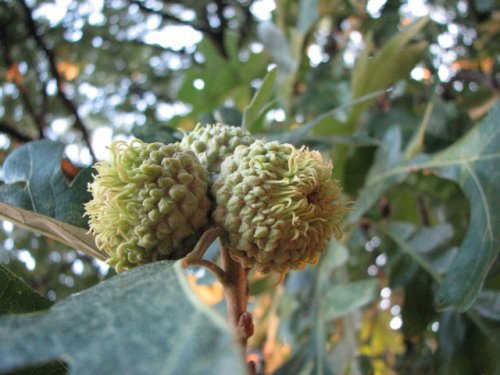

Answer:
[0,261,247,375]
[0,140,93,229]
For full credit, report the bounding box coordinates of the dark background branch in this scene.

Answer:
[213,0,228,58]
[0,121,34,143]
[19,0,97,163]
[131,0,212,34]
[0,20,46,139]
[130,0,228,58]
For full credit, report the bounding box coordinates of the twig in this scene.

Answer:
[130,0,228,58]
[213,0,228,58]
[130,0,212,34]
[183,228,254,345]
[0,121,34,142]
[417,195,430,226]
[183,227,255,372]
[234,0,257,49]
[19,0,97,163]
[0,22,46,138]
[183,227,227,282]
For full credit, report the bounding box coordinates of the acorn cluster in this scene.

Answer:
[85,123,345,273]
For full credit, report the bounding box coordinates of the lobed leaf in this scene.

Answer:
[0,140,93,229]
[320,241,349,275]
[352,17,428,100]
[431,101,500,310]
[280,89,389,145]
[177,33,268,119]
[386,222,456,277]
[472,290,500,322]
[0,261,247,375]
[352,101,500,310]
[348,126,407,223]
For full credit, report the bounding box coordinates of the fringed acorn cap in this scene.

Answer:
[85,140,211,272]
[212,141,345,274]
[180,123,255,173]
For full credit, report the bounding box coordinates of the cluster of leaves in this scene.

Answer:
[0,0,499,374]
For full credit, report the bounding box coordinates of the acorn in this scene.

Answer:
[85,140,211,272]
[180,123,255,173]
[212,141,345,274]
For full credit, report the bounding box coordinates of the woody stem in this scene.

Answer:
[221,241,253,351]
[182,227,226,282]
[184,228,254,373]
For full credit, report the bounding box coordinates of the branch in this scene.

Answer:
[417,195,430,226]
[0,21,46,139]
[234,0,257,49]
[220,240,253,349]
[0,121,34,143]
[130,0,228,58]
[19,0,97,163]
[183,226,254,372]
[130,0,212,34]
[213,0,229,58]
[111,36,193,56]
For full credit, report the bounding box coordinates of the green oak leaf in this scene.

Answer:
[0,261,247,375]
[0,140,93,229]
[351,101,500,311]
[0,266,66,374]
[323,279,378,321]
[351,17,428,125]
[242,66,277,132]
[0,265,52,315]
[348,125,408,223]
[430,102,499,310]
[177,32,267,119]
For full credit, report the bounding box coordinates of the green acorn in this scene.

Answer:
[212,141,345,274]
[85,140,211,272]
[180,123,255,173]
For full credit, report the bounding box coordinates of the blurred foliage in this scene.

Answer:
[0,0,499,374]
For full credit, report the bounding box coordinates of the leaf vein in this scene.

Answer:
[366,152,500,186]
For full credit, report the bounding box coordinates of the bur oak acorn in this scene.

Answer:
[85,140,211,272]
[212,140,345,274]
